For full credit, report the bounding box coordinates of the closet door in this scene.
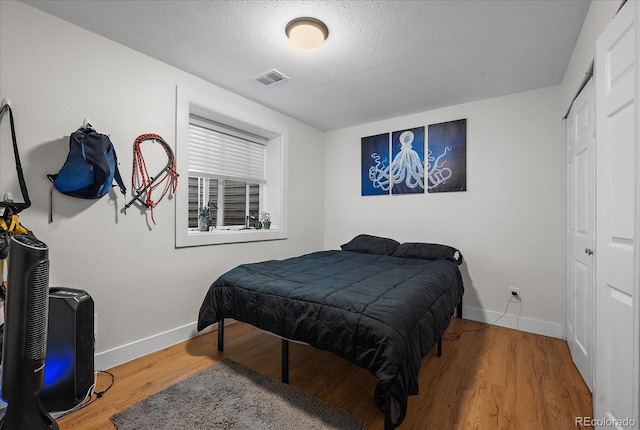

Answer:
[595,0,639,426]
[566,77,595,392]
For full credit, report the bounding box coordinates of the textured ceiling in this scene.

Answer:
[22,0,591,131]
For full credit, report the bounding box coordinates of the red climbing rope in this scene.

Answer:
[130,133,178,224]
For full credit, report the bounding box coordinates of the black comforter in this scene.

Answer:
[197,250,464,426]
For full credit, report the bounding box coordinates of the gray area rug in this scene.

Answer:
[110,358,365,430]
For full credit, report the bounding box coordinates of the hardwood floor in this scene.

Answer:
[57,318,592,430]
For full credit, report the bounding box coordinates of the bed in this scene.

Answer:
[197,234,464,429]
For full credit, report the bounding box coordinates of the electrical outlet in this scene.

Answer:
[509,287,521,302]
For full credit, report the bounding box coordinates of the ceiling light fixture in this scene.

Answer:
[285,17,329,51]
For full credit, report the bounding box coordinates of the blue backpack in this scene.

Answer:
[48,126,126,199]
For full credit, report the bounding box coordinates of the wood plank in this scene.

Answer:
[56,319,592,430]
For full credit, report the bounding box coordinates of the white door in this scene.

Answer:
[595,0,639,427]
[566,77,595,392]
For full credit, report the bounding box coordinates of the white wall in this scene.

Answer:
[0,1,324,369]
[324,86,564,337]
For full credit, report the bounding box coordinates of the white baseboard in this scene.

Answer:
[94,322,217,371]
[93,308,564,370]
[461,305,565,339]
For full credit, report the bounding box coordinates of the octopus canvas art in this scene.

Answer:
[361,120,466,196]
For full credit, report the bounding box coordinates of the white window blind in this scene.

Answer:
[188,116,266,184]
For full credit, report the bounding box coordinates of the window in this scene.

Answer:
[187,116,264,229]
[175,85,287,247]
[187,178,260,228]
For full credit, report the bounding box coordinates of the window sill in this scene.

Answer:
[177,228,287,247]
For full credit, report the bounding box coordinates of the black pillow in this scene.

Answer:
[340,234,400,255]
[391,242,463,265]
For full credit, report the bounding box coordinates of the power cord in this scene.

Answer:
[94,370,115,398]
[51,370,115,420]
[444,295,520,341]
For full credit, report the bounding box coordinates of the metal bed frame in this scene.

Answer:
[215,298,463,430]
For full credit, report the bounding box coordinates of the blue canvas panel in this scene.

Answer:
[391,126,425,195]
[361,133,390,196]
[427,119,467,192]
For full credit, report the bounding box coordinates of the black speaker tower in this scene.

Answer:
[0,235,58,430]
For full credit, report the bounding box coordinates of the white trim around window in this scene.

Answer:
[175,85,288,247]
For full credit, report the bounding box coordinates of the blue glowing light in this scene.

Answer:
[43,353,74,387]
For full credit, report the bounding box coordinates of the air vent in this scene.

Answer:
[254,69,290,86]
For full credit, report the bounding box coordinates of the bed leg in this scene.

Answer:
[217,317,224,352]
[436,338,442,357]
[456,297,463,318]
[282,339,289,384]
[383,394,395,430]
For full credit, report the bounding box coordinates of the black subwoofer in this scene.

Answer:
[40,287,94,412]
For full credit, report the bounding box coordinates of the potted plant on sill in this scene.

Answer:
[260,212,271,230]
[199,204,212,232]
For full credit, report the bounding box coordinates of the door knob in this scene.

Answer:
[585,248,594,256]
